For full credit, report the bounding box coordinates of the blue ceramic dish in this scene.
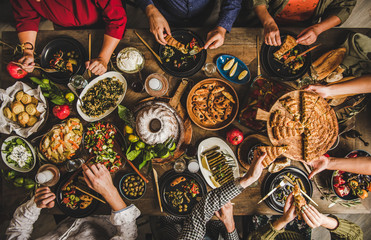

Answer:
[216,55,251,84]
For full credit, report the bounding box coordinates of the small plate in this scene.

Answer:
[119,173,146,200]
[1,136,36,173]
[77,71,127,122]
[197,137,240,189]
[216,55,251,84]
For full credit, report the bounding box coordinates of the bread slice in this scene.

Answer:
[293,184,306,220]
[273,35,298,60]
[165,35,188,54]
[257,146,287,168]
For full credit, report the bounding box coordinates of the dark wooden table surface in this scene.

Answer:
[1,28,371,219]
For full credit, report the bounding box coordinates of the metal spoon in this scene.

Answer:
[67,83,84,106]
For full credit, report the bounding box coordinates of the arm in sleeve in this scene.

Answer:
[328,215,363,240]
[10,0,41,33]
[110,204,141,240]
[135,0,154,12]
[226,229,241,240]
[177,180,243,240]
[96,0,127,39]
[322,0,356,24]
[217,0,243,32]
[6,197,41,240]
[247,222,284,240]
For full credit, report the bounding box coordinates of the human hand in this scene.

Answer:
[146,5,171,45]
[263,20,281,46]
[281,193,296,223]
[204,26,226,50]
[215,201,235,232]
[307,155,330,179]
[85,57,107,76]
[18,52,35,73]
[302,205,333,229]
[82,163,116,198]
[240,150,266,188]
[297,25,321,45]
[34,187,55,209]
[304,84,331,98]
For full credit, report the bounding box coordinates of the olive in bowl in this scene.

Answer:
[119,173,146,200]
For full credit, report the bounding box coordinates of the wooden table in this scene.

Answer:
[1,28,371,219]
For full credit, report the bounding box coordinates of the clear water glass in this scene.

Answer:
[203,63,216,77]
[66,158,85,172]
[173,158,186,173]
[70,75,88,89]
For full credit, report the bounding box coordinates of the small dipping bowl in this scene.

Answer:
[119,173,146,201]
[144,73,169,97]
[116,47,145,74]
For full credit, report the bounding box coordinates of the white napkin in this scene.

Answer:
[0,81,47,137]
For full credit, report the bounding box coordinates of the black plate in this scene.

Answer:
[158,29,206,77]
[260,33,311,81]
[159,170,207,217]
[56,172,99,218]
[331,150,371,200]
[262,166,313,213]
[40,37,87,84]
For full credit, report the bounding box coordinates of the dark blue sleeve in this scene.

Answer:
[136,0,154,12]
[217,0,242,32]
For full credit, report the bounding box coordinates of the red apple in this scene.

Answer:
[52,105,70,120]
[226,128,244,145]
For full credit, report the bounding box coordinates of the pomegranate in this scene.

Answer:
[52,105,70,120]
[226,128,244,145]
[7,62,27,79]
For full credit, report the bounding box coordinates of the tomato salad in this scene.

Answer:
[84,122,123,173]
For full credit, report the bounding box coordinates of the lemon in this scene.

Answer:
[65,93,75,102]
[128,134,139,143]
[238,70,248,80]
[168,142,176,151]
[160,150,170,159]
[223,58,235,71]
[229,62,238,77]
[124,125,134,134]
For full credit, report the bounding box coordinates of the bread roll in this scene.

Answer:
[21,94,32,105]
[25,104,37,115]
[11,101,25,115]
[3,107,12,119]
[31,97,38,105]
[27,115,38,127]
[18,111,30,127]
[11,113,17,122]
[15,91,24,102]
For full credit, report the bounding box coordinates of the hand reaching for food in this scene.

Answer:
[302,205,338,229]
[18,53,35,73]
[204,26,226,50]
[85,57,107,76]
[263,20,281,46]
[240,150,266,188]
[146,4,171,45]
[307,155,331,179]
[304,84,331,98]
[273,193,296,230]
[297,25,321,45]
[34,187,56,209]
[215,201,235,233]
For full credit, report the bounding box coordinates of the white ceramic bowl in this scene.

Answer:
[76,71,127,122]
[116,47,145,74]
[1,136,36,173]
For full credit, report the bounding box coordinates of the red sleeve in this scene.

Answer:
[96,0,127,39]
[10,0,41,33]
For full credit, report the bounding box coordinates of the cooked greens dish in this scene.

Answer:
[81,77,124,117]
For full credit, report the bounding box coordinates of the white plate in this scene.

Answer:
[1,136,36,173]
[77,71,127,122]
[197,137,240,189]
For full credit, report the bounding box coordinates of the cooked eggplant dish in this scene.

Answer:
[165,178,200,213]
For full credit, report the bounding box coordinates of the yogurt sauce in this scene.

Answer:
[117,50,144,72]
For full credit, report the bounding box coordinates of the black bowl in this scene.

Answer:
[55,173,99,218]
[260,33,311,81]
[159,170,207,217]
[157,29,206,77]
[119,173,146,200]
[40,37,87,84]
[262,166,313,213]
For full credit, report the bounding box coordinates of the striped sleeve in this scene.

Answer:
[328,215,363,240]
